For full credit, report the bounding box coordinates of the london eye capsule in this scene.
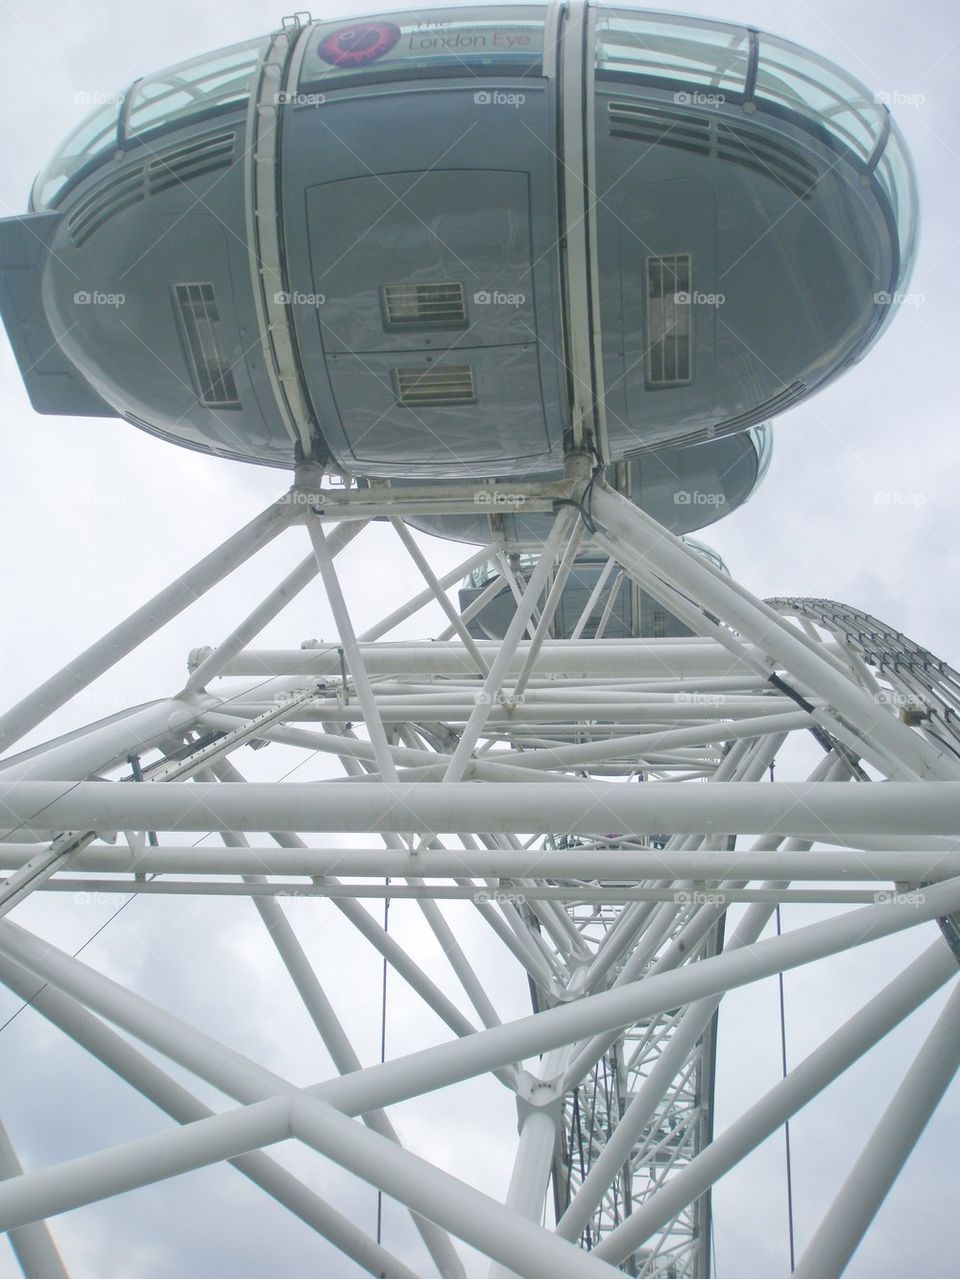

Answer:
[0,6,917,480]
[460,537,731,639]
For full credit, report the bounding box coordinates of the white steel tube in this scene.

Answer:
[263,831,499,1057]
[0,698,211,781]
[391,519,489,674]
[303,739,506,1039]
[0,954,423,1279]
[206,801,465,1279]
[3,846,957,882]
[0,1119,70,1279]
[6,780,960,838]
[570,557,616,640]
[444,509,576,782]
[216,698,794,724]
[591,940,959,1260]
[292,1097,618,1279]
[791,974,960,1279]
[592,570,624,640]
[307,520,397,782]
[504,711,815,771]
[591,485,955,781]
[24,881,925,907]
[305,877,960,1118]
[441,569,516,641]
[0,499,294,757]
[5,880,960,1138]
[558,856,810,1238]
[182,517,365,693]
[365,546,494,643]
[488,1105,561,1279]
[512,521,585,698]
[1,885,958,1235]
[0,1096,291,1232]
[218,640,765,680]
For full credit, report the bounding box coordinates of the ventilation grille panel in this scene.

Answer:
[383,282,467,328]
[173,282,241,409]
[608,102,820,200]
[67,168,145,246]
[148,132,236,194]
[65,131,237,245]
[394,365,476,406]
[608,102,711,156]
[716,123,818,200]
[645,254,693,387]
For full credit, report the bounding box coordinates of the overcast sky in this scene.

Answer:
[1,1,959,1276]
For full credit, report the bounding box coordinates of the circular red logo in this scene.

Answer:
[318,22,402,68]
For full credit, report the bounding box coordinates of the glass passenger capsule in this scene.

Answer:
[0,7,916,490]
[460,536,731,639]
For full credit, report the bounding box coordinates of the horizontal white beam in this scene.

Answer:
[1,846,955,881]
[23,879,940,907]
[218,699,796,725]
[216,640,794,680]
[4,781,960,839]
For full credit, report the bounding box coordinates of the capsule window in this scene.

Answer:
[173,283,241,409]
[645,254,693,387]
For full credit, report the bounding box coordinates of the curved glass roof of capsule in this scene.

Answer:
[31,37,270,209]
[31,5,918,294]
[746,424,773,490]
[675,536,729,575]
[465,535,728,590]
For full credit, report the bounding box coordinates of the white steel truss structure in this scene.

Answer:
[1,468,959,1279]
